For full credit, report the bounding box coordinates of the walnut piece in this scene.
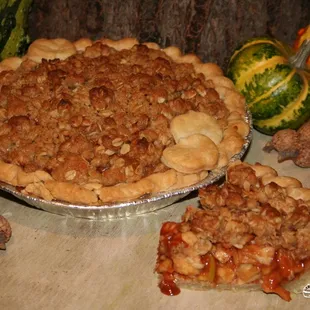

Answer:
[0,215,12,250]
[263,121,310,168]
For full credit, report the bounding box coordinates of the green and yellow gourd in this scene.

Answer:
[0,0,33,61]
[227,37,310,135]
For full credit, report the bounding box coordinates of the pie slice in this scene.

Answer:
[0,37,250,204]
[155,161,310,301]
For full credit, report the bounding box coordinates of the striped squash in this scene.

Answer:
[227,37,310,135]
[0,0,33,61]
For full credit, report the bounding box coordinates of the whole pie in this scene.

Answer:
[155,161,310,301]
[0,38,250,205]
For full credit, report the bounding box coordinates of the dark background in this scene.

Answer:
[28,0,310,70]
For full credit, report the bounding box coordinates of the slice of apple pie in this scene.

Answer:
[155,161,310,301]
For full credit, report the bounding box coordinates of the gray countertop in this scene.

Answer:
[1,130,309,310]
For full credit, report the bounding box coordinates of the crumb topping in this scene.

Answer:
[0,42,228,186]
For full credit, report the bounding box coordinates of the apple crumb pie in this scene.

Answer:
[0,38,249,204]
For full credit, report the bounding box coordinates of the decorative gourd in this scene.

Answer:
[227,37,310,135]
[294,25,310,66]
[0,0,33,61]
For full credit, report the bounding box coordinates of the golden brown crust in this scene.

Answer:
[26,38,77,63]
[146,169,178,192]
[173,271,310,295]
[0,37,250,204]
[261,175,302,188]
[286,187,310,201]
[96,178,154,203]
[45,181,98,204]
[96,169,209,203]
[227,118,250,138]
[162,47,201,65]
[142,42,160,50]
[218,129,245,160]
[23,182,54,201]
[161,134,219,174]
[206,76,236,89]
[215,86,246,115]
[0,57,23,72]
[169,171,209,190]
[73,38,93,52]
[194,63,224,77]
[248,163,278,178]
[170,110,223,145]
[216,147,230,168]
[229,161,304,190]
[0,160,52,187]
[96,37,139,50]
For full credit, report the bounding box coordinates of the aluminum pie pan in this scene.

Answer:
[0,112,253,220]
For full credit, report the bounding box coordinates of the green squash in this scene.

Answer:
[0,0,33,60]
[227,37,310,135]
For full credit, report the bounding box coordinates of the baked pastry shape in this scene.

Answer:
[0,38,250,204]
[155,161,310,301]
